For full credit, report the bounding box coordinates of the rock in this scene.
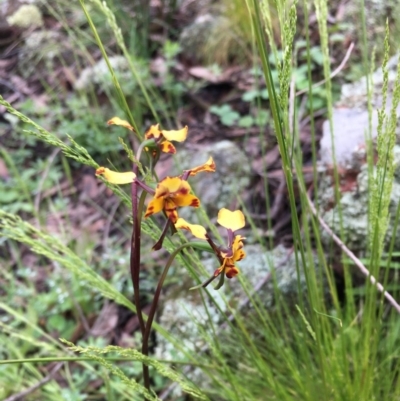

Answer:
[342,0,400,44]
[339,54,400,110]
[320,108,374,169]
[179,14,218,63]
[176,140,251,217]
[320,53,400,168]
[74,56,135,94]
[319,145,400,253]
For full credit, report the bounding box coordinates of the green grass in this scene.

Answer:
[1,0,400,400]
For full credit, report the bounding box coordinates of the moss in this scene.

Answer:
[7,5,43,29]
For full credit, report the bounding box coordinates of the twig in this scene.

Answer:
[306,194,400,314]
[296,42,355,97]
[3,362,63,401]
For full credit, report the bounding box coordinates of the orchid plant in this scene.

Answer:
[95,117,246,395]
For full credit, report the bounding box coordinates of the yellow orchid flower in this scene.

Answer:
[95,167,136,184]
[145,124,188,154]
[214,209,246,278]
[144,177,200,223]
[175,207,246,281]
[216,234,246,278]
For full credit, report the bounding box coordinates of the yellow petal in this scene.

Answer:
[95,167,136,184]
[174,193,200,208]
[107,117,135,131]
[186,156,216,176]
[175,218,207,239]
[144,197,165,218]
[161,126,188,142]
[234,248,246,262]
[232,235,245,251]
[160,140,176,154]
[157,177,190,195]
[217,208,245,231]
[145,124,162,140]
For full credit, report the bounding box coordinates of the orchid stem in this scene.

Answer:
[142,243,194,373]
[129,167,150,394]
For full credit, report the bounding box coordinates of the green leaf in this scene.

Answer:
[47,315,67,332]
[238,116,254,127]
[255,110,269,125]
[221,111,239,126]
[242,90,260,102]
[310,46,324,66]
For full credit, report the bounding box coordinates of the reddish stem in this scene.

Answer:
[142,244,193,364]
[129,167,150,393]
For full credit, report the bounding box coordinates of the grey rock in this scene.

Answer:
[176,140,251,216]
[320,108,375,168]
[320,53,400,167]
[342,0,400,45]
[319,147,400,252]
[179,14,221,63]
[319,50,400,253]
[74,56,140,94]
[339,54,400,110]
